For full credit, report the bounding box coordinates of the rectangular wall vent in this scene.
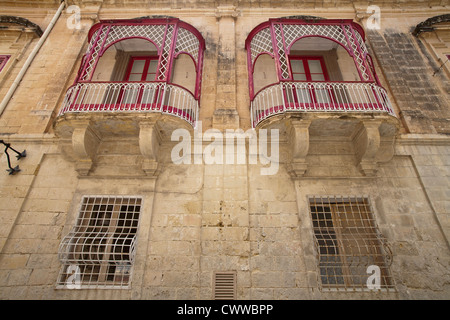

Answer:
[213,271,237,300]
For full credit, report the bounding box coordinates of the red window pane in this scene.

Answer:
[289,56,329,82]
[124,56,158,82]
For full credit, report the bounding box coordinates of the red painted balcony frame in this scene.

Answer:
[59,81,198,125]
[250,81,394,127]
[60,18,205,127]
[245,18,394,127]
[0,55,10,72]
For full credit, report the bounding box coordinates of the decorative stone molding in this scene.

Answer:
[0,15,43,37]
[70,120,101,176]
[53,113,176,178]
[412,14,450,37]
[283,115,398,178]
[139,120,161,177]
[215,5,240,20]
[286,119,312,178]
[353,120,382,176]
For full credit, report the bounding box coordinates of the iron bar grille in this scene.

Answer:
[213,271,237,300]
[57,196,142,289]
[308,196,395,292]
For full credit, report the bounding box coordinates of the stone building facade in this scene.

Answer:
[0,0,449,300]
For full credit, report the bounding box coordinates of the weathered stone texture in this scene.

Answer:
[0,1,449,300]
[367,29,450,135]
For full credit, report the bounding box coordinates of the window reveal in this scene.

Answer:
[57,196,142,288]
[309,196,394,291]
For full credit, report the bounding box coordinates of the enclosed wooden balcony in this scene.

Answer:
[56,17,205,129]
[245,18,399,177]
[54,17,205,177]
[245,18,397,128]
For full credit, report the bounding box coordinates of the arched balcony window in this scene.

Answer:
[245,18,396,128]
[58,18,205,128]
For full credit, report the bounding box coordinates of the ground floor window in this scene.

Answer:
[57,196,142,289]
[309,196,395,291]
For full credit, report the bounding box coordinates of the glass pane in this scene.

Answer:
[148,60,158,73]
[293,73,307,81]
[130,60,145,74]
[308,60,323,74]
[291,60,305,73]
[145,73,156,81]
[294,87,311,103]
[128,73,142,82]
[311,74,325,81]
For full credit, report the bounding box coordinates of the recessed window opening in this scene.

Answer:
[92,38,158,82]
[309,196,395,292]
[289,37,360,82]
[57,196,142,289]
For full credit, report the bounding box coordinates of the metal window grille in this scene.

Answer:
[213,271,237,300]
[342,25,370,81]
[57,196,142,289]
[80,24,170,81]
[80,26,110,81]
[309,196,395,291]
[273,24,290,79]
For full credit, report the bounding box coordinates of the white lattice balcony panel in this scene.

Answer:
[251,81,395,128]
[59,82,198,127]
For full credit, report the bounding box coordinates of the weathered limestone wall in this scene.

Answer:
[1,137,448,299]
[0,1,448,300]
[0,8,94,135]
[368,29,450,135]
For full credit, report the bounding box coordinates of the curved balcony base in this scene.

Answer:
[258,112,399,178]
[53,112,192,177]
[251,81,396,128]
[58,82,199,128]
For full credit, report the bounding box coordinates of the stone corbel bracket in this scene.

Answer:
[71,120,101,176]
[355,11,372,23]
[353,119,395,176]
[139,120,161,177]
[214,5,241,19]
[287,119,312,178]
